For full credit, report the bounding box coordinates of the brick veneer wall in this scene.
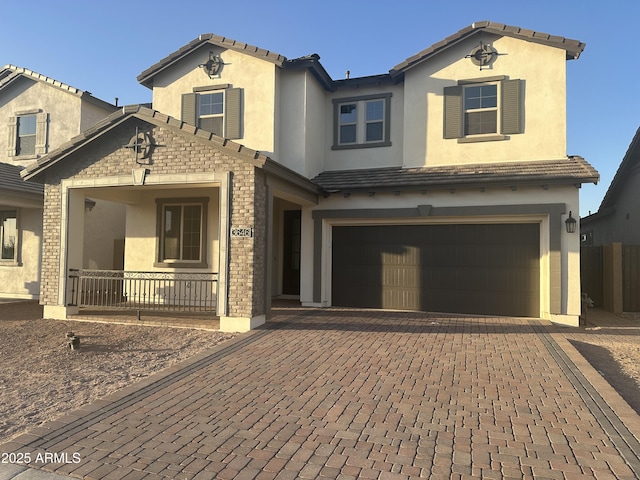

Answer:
[38,120,266,318]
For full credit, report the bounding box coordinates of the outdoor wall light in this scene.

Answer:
[565,211,577,234]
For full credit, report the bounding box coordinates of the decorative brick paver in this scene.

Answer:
[2,307,640,479]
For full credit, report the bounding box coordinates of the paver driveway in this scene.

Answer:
[2,307,640,479]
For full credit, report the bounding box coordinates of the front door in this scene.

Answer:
[282,210,301,295]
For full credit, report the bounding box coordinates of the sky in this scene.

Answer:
[2,0,639,217]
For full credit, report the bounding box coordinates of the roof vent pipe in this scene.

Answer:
[345,70,350,79]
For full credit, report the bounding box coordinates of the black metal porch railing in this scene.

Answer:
[68,269,218,312]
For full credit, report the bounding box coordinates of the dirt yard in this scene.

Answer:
[0,301,638,446]
[0,301,236,444]
[561,309,640,416]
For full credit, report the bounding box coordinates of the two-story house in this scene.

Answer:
[0,65,118,299]
[21,21,598,329]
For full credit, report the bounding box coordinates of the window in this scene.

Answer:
[181,87,242,139]
[443,77,522,142]
[198,92,224,135]
[17,115,37,156]
[156,198,208,268]
[464,84,497,135]
[7,111,48,158]
[332,93,392,149]
[1,211,17,262]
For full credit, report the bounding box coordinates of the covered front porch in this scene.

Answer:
[20,107,320,332]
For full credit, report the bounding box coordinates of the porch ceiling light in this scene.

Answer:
[565,211,577,234]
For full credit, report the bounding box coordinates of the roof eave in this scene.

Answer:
[390,21,585,79]
[137,34,288,89]
[319,176,599,195]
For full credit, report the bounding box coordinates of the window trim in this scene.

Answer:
[181,86,242,139]
[443,76,522,143]
[0,210,19,265]
[7,110,48,159]
[332,93,392,150]
[155,197,209,268]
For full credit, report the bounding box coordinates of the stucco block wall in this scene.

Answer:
[38,120,266,318]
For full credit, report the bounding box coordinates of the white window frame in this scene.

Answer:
[463,81,499,137]
[198,91,225,135]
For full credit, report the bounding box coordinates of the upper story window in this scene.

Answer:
[332,93,392,150]
[464,84,498,135]
[443,76,522,142]
[17,115,37,156]
[1,210,17,262]
[155,198,208,268]
[7,111,48,158]
[198,92,224,135]
[182,86,242,139]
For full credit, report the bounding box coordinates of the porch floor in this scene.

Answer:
[69,309,220,330]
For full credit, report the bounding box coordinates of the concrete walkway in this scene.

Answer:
[1,307,640,479]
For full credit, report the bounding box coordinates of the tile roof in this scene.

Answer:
[0,163,43,196]
[20,105,321,195]
[390,21,585,79]
[311,157,599,193]
[0,65,116,110]
[137,34,289,89]
[137,21,584,90]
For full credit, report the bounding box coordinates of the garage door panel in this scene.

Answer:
[332,224,540,317]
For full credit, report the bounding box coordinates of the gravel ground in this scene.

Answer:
[0,301,236,444]
[0,301,638,446]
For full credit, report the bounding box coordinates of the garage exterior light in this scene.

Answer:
[565,211,577,234]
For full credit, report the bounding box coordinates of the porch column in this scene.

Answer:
[219,170,267,332]
[44,186,84,320]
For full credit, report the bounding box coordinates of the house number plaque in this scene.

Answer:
[231,227,253,238]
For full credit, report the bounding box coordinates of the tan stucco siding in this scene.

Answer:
[124,188,219,273]
[324,83,404,172]
[150,47,277,155]
[0,207,41,298]
[277,69,328,178]
[0,80,80,167]
[403,35,568,167]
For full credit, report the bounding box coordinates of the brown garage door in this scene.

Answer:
[332,223,540,317]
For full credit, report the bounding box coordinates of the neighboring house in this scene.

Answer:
[21,21,598,329]
[580,126,640,246]
[0,65,119,299]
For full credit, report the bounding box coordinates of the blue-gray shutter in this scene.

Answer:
[224,88,242,139]
[501,79,523,135]
[181,93,197,126]
[443,85,463,139]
